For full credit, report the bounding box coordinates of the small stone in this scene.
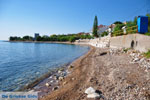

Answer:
[69,65,74,69]
[54,75,59,80]
[87,93,100,98]
[50,80,54,83]
[58,76,64,81]
[140,58,145,63]
[100,52,107,56]
[63,81,67,85]
[85,87,95,94]
[72,78,75,81]
[134,58,140,62]
[53,86,59,91]
[58,70,62,74]
[45,83,50,87]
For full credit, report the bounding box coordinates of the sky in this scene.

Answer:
[0,0,150,40]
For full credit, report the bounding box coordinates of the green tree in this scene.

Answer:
[69,36,76,42]
[23,36,33,41]
[146,13,150,32]
[133,16,137,25]
[36,36,42,41]
[92,16,99,37]
[113,21,123,24]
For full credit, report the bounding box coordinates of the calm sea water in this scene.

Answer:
[0,41,89,91]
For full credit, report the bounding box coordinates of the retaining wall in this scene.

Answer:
[110,33,150,52]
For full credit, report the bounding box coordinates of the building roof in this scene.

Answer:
[98,24,106,29]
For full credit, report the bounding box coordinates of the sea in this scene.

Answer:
[0,41,89,91]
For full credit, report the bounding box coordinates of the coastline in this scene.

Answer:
[0,41,90,93]
[40,45,95,100]
[40,45,150,100]
[5,40,81,45]
[2,41,150,99]
[12,41,92,98]
[6,40,90,47]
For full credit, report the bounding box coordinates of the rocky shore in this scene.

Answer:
[39,46,150,100]
[31,65,74,98]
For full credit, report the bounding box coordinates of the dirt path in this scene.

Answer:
[41,47,150,100]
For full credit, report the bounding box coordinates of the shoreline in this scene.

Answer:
[5,40,79,45]
[6,40,90,47]
[30,45,93,99]
[41,45,95,100]
[41,46,150,100]
[13,42,92,98]
[18,64,69,91]
[0,41,90,93]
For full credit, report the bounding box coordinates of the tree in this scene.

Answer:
[92,16,99,37]
[23,36,33,41]
[146,13,150,32]
[133,16,137,25]
[114,21,123,24]
[36,36,42,41]
[69,36,76,42]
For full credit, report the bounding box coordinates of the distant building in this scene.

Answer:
[97,25,109,35]
[34,33,39,41]
[77,32,90,36]
[108,24,116,32]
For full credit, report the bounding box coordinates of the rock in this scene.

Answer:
[134,58,140,62]
[50,80,54,83]
[69,65,74,69]
[58,76,64,81]
[72,78,75,81]
[58,70,62,74]
[53,86,59,91]
[45,83,50,87]
[140,58,145,63]
[100,52,107,56]
[87,93,100,98]
[29,90,34,92]
[63,81,67,85]
[85,87,95,94]
[54,75,59,80]
[49,76,53,79]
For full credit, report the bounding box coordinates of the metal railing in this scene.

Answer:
[112,25,138,37]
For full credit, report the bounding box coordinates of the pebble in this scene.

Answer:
[58,76,64,81]
[69,65,74,69]
[109,48,150,71]
[45,83,50,87]
[87,93,100,98]
[63,81,67,85]
[85,87,95,94]
[72,78,75,81]
[53,86,59,91]
[85,87,101,99]
[58,70,62,74]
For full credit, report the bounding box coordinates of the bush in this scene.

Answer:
[146,14,150,32]
[101,31,108,37]
[123,48,131,53]
[23,36,33,41]
[36,36,42,41]
[145,33,150,36]
[113,21,122,24]
[112,24,125,36]
[69,37,76,42]
[144,50,150,58]
[126,21,136,28]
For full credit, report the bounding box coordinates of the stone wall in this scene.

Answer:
[110,34,150,52]
[75,36,110,48]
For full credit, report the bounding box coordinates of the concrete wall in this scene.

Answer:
[110,34,150,52]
